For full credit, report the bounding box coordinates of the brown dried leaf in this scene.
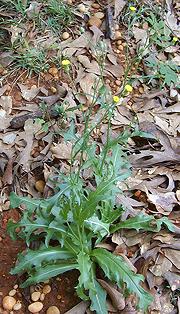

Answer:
[114,0,126,18]
[50,141,72,160]
[98,279,125,311]
[64,301,89,314]
[16,119,40,171]
[163,249,180,270]
[80,72,99,102]
[18,84,40,101]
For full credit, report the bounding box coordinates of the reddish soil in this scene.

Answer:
[0,210,79,313]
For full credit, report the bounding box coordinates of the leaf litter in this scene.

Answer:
[0,0,180,312]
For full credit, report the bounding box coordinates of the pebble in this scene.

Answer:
[31,291,41,302]
[114,24,119,30]
[40,293,45,301]
[94,12,104,19]
[78,4,86,13]
[13,285,18,290]
[138,87,144,94]
[88,16,102,28]
[13,303,22,311]
[8,290,16,297]
[92,3,100,9]
[115,31,122,40]
[117,40,122,45]
[35,180,45,193]
[50,86,57,93]
[46,306,60,314]
[115,80,121,86]
[49,67,58,76]
[43,285,51,295]
[2,296,16,311]
[117,45,123,51]
[28,302,43,313]
[62,32,70,40]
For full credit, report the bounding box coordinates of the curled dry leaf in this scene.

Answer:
[98,279,125,311]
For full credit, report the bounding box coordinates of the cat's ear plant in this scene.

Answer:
[7,61,175,314]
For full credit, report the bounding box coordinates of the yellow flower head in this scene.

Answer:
[113,95,120,103]
[62,59,71,66]
[129,6,136,12]
[172,36,178,43]
[124,84,133,93]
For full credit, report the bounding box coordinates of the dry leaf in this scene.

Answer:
[50,141,72,160]
[114,0,126,18]
[98,279,125,310]
[64,301,89,314]
[18,83,40,101]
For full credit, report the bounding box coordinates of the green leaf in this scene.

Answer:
[92,248,153,310]
[21,261,78,287]
[89,277,108,314]
[10,192,44,211]
[11,246,74,274]
[154,217,175,232]
[84,215,109,238]
[110,214,154,233]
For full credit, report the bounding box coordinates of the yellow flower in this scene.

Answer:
[113,96,120,103]
[172,36,178,43]
[124,84,133,93]
[62,59,71,66]
[129,6,136,12]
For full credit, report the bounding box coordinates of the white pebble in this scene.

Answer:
[3,296,16,311]
[46,306,60,314]
[62,32,70,40]
[8,290,16,297]
[13,302,22,311]
[43,285,51,294]
[78,4,86,13]
[31,291,41,302]
[28,302,43,313]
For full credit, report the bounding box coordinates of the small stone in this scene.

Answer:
[117,40,122,45]
[46,306,60,314]
[118,45,124,51]
[138,87,144,94]
[115,31,122,40]
[88,16,102,28]
[115,80,121,86]
[40,293,45,301]
[31,291,41,302]
[13,285,18,290]
[8,290,16,297]
[114,24,119,30]
[3,296,16,311]
[28,302,43,313]
[94,12,104,19]
[49,67,58,76]
[50,86,57,93]
[57,295,61,300]
[62,32,70,40]
[170,89,178,98]
[35,180,45,193]
[13,303,22,311]
[92,3,100,9]
[43,285,51,295]
[78,4,86,13]
[116,49,120,54]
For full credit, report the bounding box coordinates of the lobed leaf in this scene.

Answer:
[11,246,74,274]
[92,248,153,310]
[21,261,78,288]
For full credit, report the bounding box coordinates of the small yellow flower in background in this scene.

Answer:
[129,6,136,12]
[124,84,133,93]
[113,96,120,103]
[172,37,178,43]
[62,59,71,66]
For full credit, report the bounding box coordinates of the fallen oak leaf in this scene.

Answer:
[50,141,72,160]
